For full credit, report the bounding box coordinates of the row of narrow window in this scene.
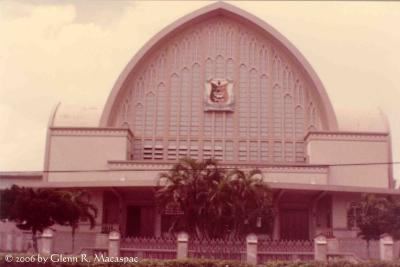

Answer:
[132,139,305,163]
[118,18,320,163]
[130,72,314,137]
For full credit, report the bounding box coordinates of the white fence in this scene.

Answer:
[1,230,399,263]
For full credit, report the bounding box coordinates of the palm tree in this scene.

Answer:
[223,169,274,238]
[156,157,224,238]
[156,158,275,239]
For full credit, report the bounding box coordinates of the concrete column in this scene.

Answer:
[272,212,280,240]
[108,231,121,257]
[177,232,189,259]
[273,190,284,240]
[314,234,327,261]
[154,211,162,238]
[246,233,258,265]
[0,232,3,251]
[120,201,127,236]
[5,232,13,251]
[40,229,53,256]
[309,208,316,240]
[379,233,394,261]
[310,192,327,240]
[110,188,126,236]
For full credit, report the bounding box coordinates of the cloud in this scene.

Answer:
[0,1,209,171]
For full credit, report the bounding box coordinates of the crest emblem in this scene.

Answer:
[204,78,234,111]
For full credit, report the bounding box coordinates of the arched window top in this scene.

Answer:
[101,2,338,138]
[146,91,155,98]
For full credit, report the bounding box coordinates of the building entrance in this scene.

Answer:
[126,206,155,237]
[280,208,309,240]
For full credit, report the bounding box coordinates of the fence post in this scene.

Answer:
[40,229,53,256]
[108,231,121,257]
[314,234,327,261]
[177,232,189,259]
[379,233,394,261]
[246,233,258,265]
[5,232,13,251]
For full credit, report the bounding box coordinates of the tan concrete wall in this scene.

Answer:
[47,170,158,184]
[46,128,131,182]
[306,134,390,188]
[331,193,360,238]
[264,171,327,185]
[43,128,392,191]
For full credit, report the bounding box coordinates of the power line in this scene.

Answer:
[25,161,400,174]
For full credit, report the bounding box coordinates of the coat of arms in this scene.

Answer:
[204,78,234,111]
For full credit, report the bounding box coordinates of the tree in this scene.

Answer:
[0,185,97,252]
[220,169,274,238]
[156,158,225,238]
[350,194,400,258]
[385,197,400,240]
[0,185,66,251]
[57,190,98,252]
[156,158,275,239]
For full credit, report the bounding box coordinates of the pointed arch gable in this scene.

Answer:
[99,2,338,130]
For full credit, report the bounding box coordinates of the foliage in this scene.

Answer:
[351,194,391,242]
[0,185,97,252]
[221,169,274,237]
[57,190,98,252]
[156,157,274,239]
[383,196,400,240]
[0,185,66,251]
[350,194,400,242]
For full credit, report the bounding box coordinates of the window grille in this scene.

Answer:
[116,17,325,164]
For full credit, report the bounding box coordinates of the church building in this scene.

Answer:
[1,2,397,250]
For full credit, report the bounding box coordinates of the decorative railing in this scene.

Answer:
[188,238,246,261]
[5,228,399,262]
[257,239,314,262]
[120,236,176,259]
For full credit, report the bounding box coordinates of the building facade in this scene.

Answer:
[1,2,398,251]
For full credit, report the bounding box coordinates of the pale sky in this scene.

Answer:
[0,1,399,183]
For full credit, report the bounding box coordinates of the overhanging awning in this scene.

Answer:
[3,180,399,195]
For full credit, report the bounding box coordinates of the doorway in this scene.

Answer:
[126,206,141,237]
[280,208,309,240]
[125,206,155,237]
